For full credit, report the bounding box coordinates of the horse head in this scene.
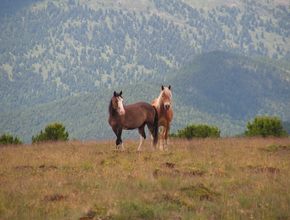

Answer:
[112,91,125,115]
[159,85,172,110]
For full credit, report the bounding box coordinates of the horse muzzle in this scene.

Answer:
[119,109,126,115]
[164,104,170,110]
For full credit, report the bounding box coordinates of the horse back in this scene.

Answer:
[123,102,156,130]
[151,99,157,106]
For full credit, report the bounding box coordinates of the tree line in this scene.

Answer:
[1,116,289,145]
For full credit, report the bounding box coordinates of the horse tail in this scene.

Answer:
[153,106,159,146]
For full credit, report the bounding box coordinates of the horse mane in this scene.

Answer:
[108,98,114,115]
[156,87,172,109]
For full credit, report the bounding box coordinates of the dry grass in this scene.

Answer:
[0,137,290,220]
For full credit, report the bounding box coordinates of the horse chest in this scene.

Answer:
[158,117,168,127]
[108,115,123,128]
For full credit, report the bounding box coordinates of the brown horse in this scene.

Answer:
[151,85,174,151]
[108,91,159,151]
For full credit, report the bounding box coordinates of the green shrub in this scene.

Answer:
[32,122,69,143]
[0,133,23,145]
[170,124,220,139]
[244,115,288,138]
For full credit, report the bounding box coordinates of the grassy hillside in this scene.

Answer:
[1,0,290,112]
[1,138,290,219]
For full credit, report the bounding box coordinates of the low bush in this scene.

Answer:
[0,133,23,145]
[32,122,69,143]
[244,115,288,138]
[170,124,220,139]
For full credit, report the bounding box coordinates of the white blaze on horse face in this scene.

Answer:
[156,87,172,110]
[117,96,125,115]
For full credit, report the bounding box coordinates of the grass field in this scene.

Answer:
[1,137,290,219]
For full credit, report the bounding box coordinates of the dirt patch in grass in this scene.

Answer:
[157,162,205,177]
[180,183,221,201]
[13,165,33,170]
[39,165,58,170]
[162,194,191,209]
[280,145,290,151]
[79,206,109,220]
[240,165,280,174]
[152,165,204,179]
[45,194,68,202]
[153,168,178,179]
[178,166,205,176]
[261,144,290,152]
[163,162,176,168]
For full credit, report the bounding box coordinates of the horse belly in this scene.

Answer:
[123,116,146,130]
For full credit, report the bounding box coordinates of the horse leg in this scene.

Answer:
[115,129,125,151]
[137,124,146,151]
[147,124,157,150]
[150,134,154,148]
[159,126,165,150]
[164,123,170,151]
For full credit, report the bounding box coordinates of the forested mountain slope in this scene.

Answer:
[168,51,290,122]
[1,51,289,143]
[1,0,290,112]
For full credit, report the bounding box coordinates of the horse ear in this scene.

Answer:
[114,91,117,97]
[168,85,171,90]
[161,85,164,90]
[120,91,122,96]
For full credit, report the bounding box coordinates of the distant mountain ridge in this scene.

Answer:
[1,51,289,143]
[1,0,290,112]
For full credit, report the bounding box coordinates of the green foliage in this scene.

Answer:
[282,121,290,134]
[170,124,220,139]
[32,122,69,143]
[244,115,288,138]
[265,144,281,152]
[0,133,23,145]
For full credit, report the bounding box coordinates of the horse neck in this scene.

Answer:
[109,99,116,116]
[156,94,163,110]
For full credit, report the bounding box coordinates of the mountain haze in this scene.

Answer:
[1,0,290,112]
[1,51,289,143]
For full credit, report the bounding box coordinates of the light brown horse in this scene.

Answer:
[108,91,159,151]
[151,85,173,150]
